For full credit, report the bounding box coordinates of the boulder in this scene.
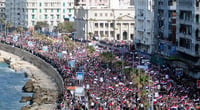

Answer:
[22,79,34,92]
[21,105,31,110]
[20,96,32,103]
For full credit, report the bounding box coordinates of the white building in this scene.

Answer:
[5,0,74,29]
[0,0,5,19]
[134,0,156,53]
[176,0,200,57]
[74,6,135,42]
[74,0,135,42]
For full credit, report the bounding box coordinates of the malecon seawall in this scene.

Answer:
[0,43,64,93]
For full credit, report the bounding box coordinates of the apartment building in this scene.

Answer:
[5,0,74,29]
[0,0,5,19]
[157,0,176,56]
[176,0,200,57]
[134,0,156,53]
[74,6,135,42]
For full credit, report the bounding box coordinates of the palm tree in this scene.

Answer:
[86,46,95,56]
[0,18,5,32]
[99,52,115,64]
[6,22,12,35]
[16,26,23,36]
[57,22,63,33]
[62,35,74,50]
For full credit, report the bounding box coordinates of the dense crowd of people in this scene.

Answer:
[0,34,199,110]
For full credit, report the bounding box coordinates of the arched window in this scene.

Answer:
[123,31,128,40]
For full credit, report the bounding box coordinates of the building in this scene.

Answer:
[157,0,176,56]
[176,0,200,58]
[5,0,74,29]
[0,0,5,19]
[134,0,156,53]
[74,0,135,42]
[74,6,135,42]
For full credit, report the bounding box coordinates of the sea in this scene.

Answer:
[0,62,32,110]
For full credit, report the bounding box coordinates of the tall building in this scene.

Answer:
[134,0,156,53]
[176,0,200,58]
[74,0,135,42]
[5,0,74,29]
[157,0,176,56]
[0,0,5,19]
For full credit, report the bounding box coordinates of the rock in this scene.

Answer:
[22,79,34,92]
[21,105,30,110]
[20,96,32,103]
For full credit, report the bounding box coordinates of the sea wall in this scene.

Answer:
[0,43,64,93]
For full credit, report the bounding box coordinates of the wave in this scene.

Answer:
[0,67,15,73]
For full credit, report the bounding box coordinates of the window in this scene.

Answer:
[69,9,71,13]
[32,15,35,19]
[110,13,113,16]
[51,9,53,13]
[100,23,103,28]
[63,2,65,7]
[95,23,98,28]
[32,9,34,13]
[51,15,54,19]
[51,21,53,25]
[39,15,42,19]
[95,13,97,16]
[45,9,47,13]
[57,15,60,19]
[57,9,60,13]
[63,15,65,18]
[39,9,42,13]
[45,15,47,19]
[39,3,42,6]
[63,9,65,13]
[100,13,103,16]
[32,21,35,25]
[105,13,107,16]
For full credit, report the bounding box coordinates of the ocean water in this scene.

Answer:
[0,62,32,110]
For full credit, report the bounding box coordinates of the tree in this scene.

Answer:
[62,35,74,50]
[6,22,12,34]
[16,26,23,35]
[86,46,95,56]
[99,52,115,63]
[34,21,49,32]
[57,22,63,33]
[88,32,93,40]
[0,18,4,32]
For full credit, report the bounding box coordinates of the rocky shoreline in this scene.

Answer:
[0,50,59,110]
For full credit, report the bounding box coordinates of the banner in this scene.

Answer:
[13,36,18,42]
[68,60,75,68]
[28,41,33,47]
[42,46,48,52]
[57,53,62,58]
[75,87,84,96]
[76,72,84,80]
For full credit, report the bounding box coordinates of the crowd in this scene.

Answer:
[0,34,199,110]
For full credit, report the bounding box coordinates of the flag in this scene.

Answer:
[28,41,33,47]
[106,86,114,90]
[166,83,172,92]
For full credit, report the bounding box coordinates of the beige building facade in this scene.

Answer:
[74,6,135,42]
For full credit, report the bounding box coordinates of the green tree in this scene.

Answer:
[16,26,23,35]
[86,46,95,56]
[6,22,12,34]
[62,35,74,50]
[34,21,49,32]
[63,21,74,33]
[88,32,93,40]
[0,18,5,32]
[99,52,115,63]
